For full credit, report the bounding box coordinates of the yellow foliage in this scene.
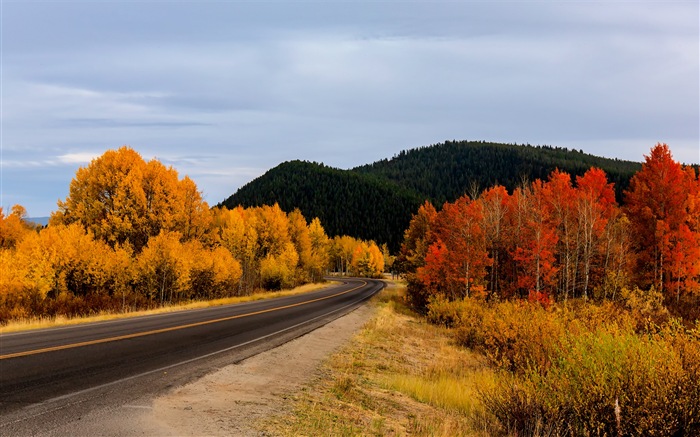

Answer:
[350,240,385,278]
[0,205,34,249]
[134,231,188,304]
[4,147,347,321]
[308,217,330,281]
[52,146,211,252]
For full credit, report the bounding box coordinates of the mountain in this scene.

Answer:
[353,140,641,204]
[218,160,424,251]
[219,140,642,251]
[25,217,50,226]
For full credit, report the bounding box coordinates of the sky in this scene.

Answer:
[1,1,698,217]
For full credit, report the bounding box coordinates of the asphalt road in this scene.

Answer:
[0,278,384,435]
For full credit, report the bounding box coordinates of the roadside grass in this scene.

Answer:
[264,280,499,436]
[0,282,330,334]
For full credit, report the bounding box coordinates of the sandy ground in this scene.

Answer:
[119,302,377,436]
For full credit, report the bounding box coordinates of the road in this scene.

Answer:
[0,278,384,435]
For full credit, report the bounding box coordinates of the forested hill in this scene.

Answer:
[218,160,424,251]
[220,141,642,251]
[353,140,641,204]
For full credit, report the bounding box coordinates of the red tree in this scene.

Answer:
[575,168,618,299]
[422,196,491,299]
[625,143,698,298]
[509,181,559,299]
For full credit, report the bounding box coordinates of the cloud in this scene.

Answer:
[1,1,697,216]
[56,152,100,165]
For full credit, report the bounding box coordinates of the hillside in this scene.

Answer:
[354,140,641,204]
[220,141,642,250]
[218,160,424,251]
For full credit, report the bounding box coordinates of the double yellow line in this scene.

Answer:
[0,281,366,360]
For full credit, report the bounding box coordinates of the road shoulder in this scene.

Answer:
[138,299,377,436]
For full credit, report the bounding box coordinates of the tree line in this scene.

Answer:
[220,160,423,251]
[399,143,700,315]
[223,140,645,252]
[0,147,386,323]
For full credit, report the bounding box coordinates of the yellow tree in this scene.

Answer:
[260,242,299,290]
[175,176,213,243]
[287,209,313,284]
[332,235,357,275]
[52,146,210,252]
[253,203,292,259]
[7,224,130,316]
[184,240,242,300]
[308,217,330,282]
[0,248,32,321]
[351,241,384,278]
[0,205,33,249]
[215,206,260,293]
[134,231,189,304]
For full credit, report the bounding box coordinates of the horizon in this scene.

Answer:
[10,140,700,219]
[2,2,698,216]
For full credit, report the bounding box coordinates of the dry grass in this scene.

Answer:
[263,280,499,436]
[0,282,330,334]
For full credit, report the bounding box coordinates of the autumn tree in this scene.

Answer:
[288,208,313,284]
[481,185,510,297]
[308,218,330,282]
[214,206,260,293]
[575,168,618,298]
[542,170,577,300]
[508,181,559,300]
[350,241,384,278]
[134,231,188,304]
[625,144,699,298]
[424,196,490,299]
[52,146,211,252]
[397,201,437,275]
[0,205,33,249]
[397,201,437,310]
[331,235,358,276]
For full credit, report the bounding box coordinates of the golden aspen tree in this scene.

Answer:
[52,146,210,252]
[134,231,188,304]
[215,206,260,293]
[332,235,357,276]
[260,242,299,290]
[0,205,33,249]
[350,240,384,278]
[287,208,313,284]
[209,246,243,296]
[253,203,292,258]
[176,176,213,243]
[308,218,330,281]
[0,249,33,321]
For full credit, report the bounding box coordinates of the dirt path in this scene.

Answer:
[135,302,377,436]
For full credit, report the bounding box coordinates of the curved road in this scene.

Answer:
[0,278,384,434]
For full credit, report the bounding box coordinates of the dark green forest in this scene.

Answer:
[354,140,641,204]
[220,140,642,251]
[218,161,424,251]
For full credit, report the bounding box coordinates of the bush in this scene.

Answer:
[474,304,700,436]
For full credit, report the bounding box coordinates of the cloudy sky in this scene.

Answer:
[2,1,698,217]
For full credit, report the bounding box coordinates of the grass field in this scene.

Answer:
[264,280,500,436]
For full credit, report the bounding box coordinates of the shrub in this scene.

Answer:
[478,307,700,436]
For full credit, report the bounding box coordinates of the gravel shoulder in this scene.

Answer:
[67,300,377,436]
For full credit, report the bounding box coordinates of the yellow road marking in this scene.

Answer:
[0,280,367,360]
